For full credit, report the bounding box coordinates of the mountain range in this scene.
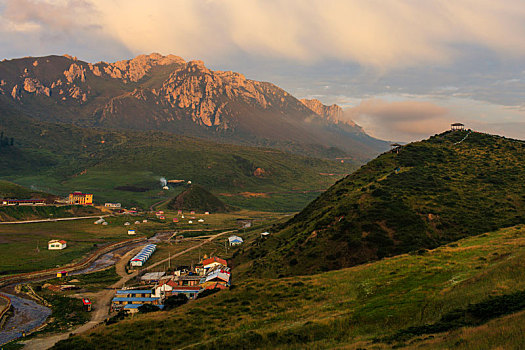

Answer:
[0,53,387,161]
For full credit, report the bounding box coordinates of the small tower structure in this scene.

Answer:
[390,143,402,154]
[451,123,465,131]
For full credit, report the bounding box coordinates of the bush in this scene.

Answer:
[164,294,188,310]
[138,304,160,313]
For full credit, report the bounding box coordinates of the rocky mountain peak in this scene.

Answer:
[300,98,355,126]
[89,53,186,83]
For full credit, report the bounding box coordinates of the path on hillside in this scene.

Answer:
[453,130,472,145]
[0,215,109,225]
[20,229,236,350]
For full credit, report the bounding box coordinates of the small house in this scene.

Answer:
[140,272,166,284]
[56,270,68,278]
[198,219,204,223]
[188,220,193,224]
[228,235,244,246]
[173,218,179,223]
[190,210,196,215]
[104,203,121,208]
[260,232,271,237]
[128,229,136,235]
[204,211,210,215]
[82,298,92,312]
[154,281,202,299]
[202,257,227,270]
[124,222,130,226]
[177,210,183,214]
[48,240,67,250]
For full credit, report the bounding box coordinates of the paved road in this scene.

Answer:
[0,215,109,225]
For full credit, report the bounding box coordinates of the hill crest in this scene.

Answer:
[234,130,525,276]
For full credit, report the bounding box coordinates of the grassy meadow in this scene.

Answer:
[54,224,525,349]
[0,215,154,275]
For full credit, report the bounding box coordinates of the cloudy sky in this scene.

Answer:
[1,0,524,141]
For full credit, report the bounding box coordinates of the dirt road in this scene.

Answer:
[0,215,109,225]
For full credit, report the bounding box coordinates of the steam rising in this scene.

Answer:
[160,177,167,187]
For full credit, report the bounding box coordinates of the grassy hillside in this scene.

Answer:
[167,185,230,213]
[0,107,356,211]
[234,130,525,276]
[52,225,525,349]
[0,179,54,200]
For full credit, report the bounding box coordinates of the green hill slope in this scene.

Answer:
[52,225,525,349]
[234,130,525,276]
[167,185,229,213]
[0,107,356,211]
[0,179,53,200]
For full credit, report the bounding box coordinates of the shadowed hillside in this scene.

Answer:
[233,130,525,276]
[0,106,355,210]
[167,185,230,213]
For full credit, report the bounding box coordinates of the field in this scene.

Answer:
[0,215,155,275]
[0,209,285,276]
[55,224,525,349]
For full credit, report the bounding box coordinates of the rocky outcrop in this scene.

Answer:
[23,78,51,96]
[300,98,355,126]
[64,63,86,83]
[91,53,185,83]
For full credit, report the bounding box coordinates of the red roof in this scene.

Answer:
[82,298,91,305]
[202,257,227,267]
[205,283,228,290]
[172,286,201,291]
[59,240,67,244]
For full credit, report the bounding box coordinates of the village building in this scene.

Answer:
[68,192,93,205]
[111,296,161,311]
[140,272,166,284]
[228,235,244,246]
[128,229,136,235]
[116,289,153,298]
[104,203,121,208]
[48,239,67,250]
[153,281,202,299]
[202,269,231,289]
[202,257,227,271]
[2,199,46,206]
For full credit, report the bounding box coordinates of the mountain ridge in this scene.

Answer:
[0,53,388,161]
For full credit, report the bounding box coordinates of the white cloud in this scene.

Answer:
[344,99,451,141]
[83,0,525,70]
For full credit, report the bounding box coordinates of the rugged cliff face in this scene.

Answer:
[0,53,388,160]
[300,98,345,123]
